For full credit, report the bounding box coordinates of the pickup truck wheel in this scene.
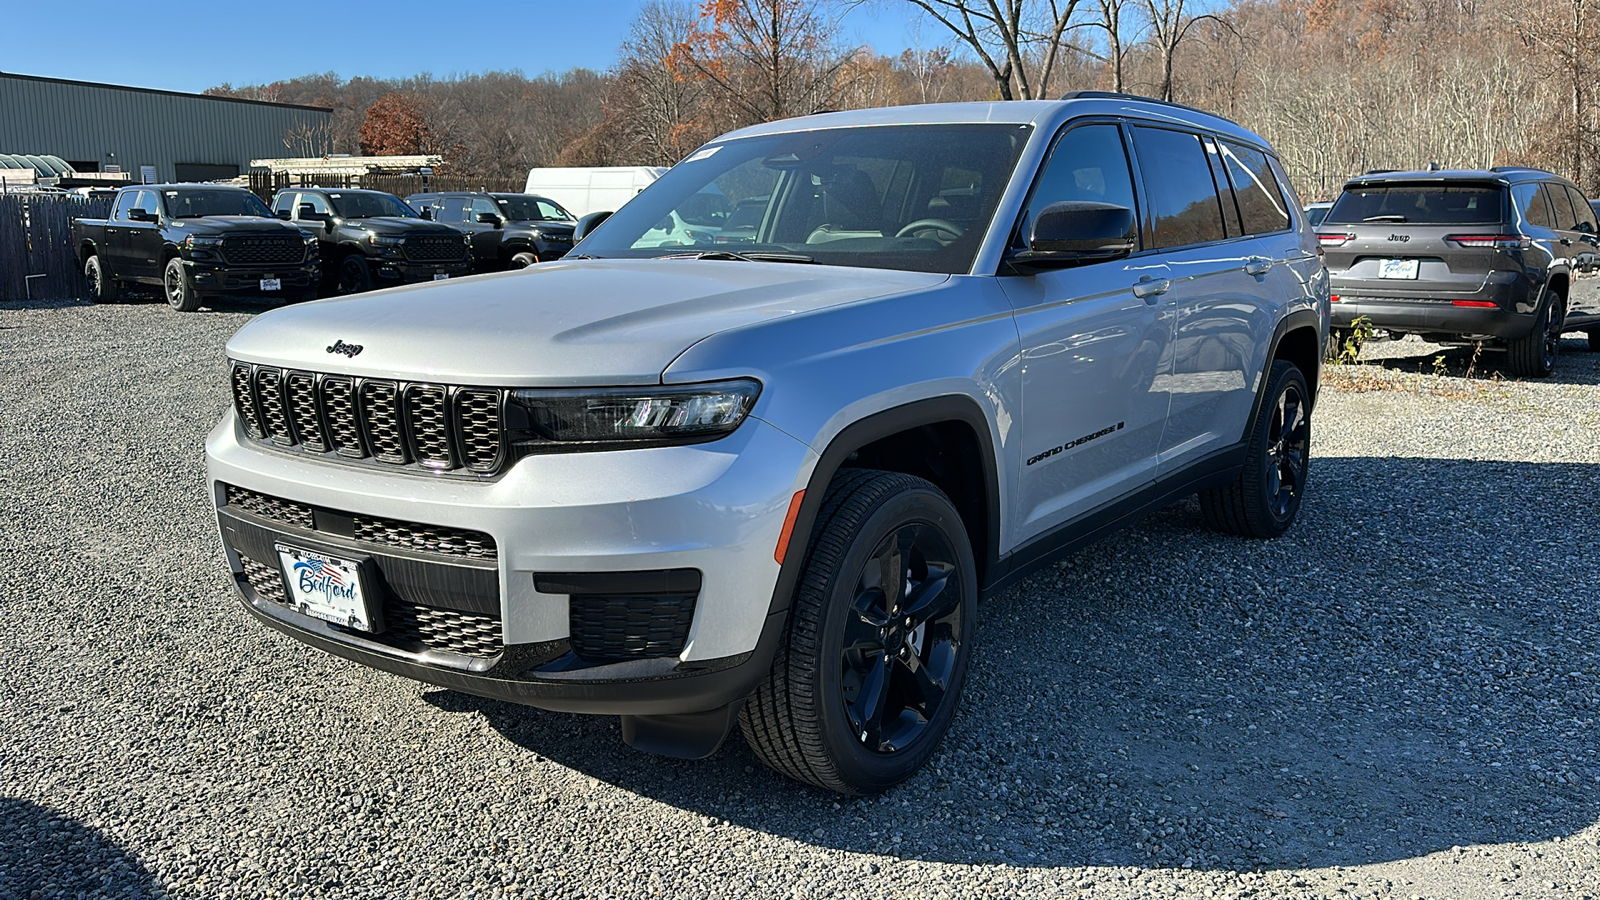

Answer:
[1200,359,1310,539]
[508,251,539,269]
[739,470,976,794]
[1506,291,1563,377]
[1586,329,1599,352]
[84,255,119,304]
[163,257,202,312]
[337,256,373,294]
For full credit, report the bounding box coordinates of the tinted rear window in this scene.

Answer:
[1326,185,1505,225]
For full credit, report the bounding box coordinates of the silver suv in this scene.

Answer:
[209,94,1328,793]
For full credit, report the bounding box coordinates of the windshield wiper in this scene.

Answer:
[1362,214,1408,222]
[662,250,816,264]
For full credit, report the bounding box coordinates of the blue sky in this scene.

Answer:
[1,1,930,94]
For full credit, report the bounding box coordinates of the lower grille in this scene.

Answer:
[240,556,287,604]
[225,485,314,529]
[351,514,498,560]
[569,594,696,662]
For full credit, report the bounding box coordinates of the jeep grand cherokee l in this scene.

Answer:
[210,93,1328,793]
[1320,167,1600,373]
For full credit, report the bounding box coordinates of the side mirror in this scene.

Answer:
[419,207,434,220]
[573,210,613,241]
[299,204,330,223]
[1014,202,1137,269]
[127,207,156,223]
[475,212,503,228]
[275,209,292,221]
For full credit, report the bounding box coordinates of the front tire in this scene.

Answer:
[1507,290,1564,377]
[337,255,373,294]
[1200,359,1311,539]
[163,257,202,312]
[84,255,119,304]
[739,470,976,794]
[508,251,539,269]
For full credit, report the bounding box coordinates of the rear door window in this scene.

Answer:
[1543,184,1578,231]
[1218,141,1290,234]
[1513,183,1554,228]
[1563,185,1597,233]
[1326,185,1504,225]
[1130,126,1227,248]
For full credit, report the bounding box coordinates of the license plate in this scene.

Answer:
[1378,259,1419,280]
[433,273,450,281]
[274,544,375,631]
[259,278,281,291]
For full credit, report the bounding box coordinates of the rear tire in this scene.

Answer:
[739,470,976,794]
[508,251,539,269]
[84,255,119,304]
[163,257,202,312]
[1200,360,1311,539]
[1506,290,1563,377]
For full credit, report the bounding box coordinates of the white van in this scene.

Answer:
[522,166,668,218]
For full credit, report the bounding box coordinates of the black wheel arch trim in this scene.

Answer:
[1242,307,1324,445]
[763,395,1003,620]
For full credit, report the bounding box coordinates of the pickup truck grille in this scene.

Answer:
[230,362,506,475]
[403,234,467,263]
[221,234,304,266]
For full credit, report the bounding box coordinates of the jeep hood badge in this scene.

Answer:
[327,340,363,357]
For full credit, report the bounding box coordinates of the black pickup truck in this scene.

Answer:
[269,188,472,294]
[73,185,320,311]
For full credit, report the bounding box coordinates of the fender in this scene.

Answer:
[1241,307,1323,444]
[762,394,1003,619]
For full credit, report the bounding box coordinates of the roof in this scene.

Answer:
[1,71,333,113]
[713,95,1272,153]
[0,153,71,176]
[1345,167,1568,187]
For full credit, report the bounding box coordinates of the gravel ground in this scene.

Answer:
[3,297,1599,899]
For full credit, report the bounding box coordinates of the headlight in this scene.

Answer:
[505,379,760,452]
[462,233,473,246]
[185,235,223,248]
[370,234,405,245]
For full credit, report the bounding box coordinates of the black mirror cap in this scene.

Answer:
[419,207,434,220]
[1013,201,1137,269]
[128,208,156,223]
[573,210,614,241]
[274,209,292,221]
[475,212,503,227]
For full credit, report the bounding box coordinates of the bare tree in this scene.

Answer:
[1134,0,1223,101]
[876,0,1088,100]
[615,0,711,165]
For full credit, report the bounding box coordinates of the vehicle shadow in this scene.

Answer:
[0,797,163,898]
[431,456,1600,872]
[1359,334,1600,385]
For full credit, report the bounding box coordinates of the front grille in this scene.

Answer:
[222,484,497,561]
[570,594,696,662]
[382,603,501,657]
[403,234,466,263]
[236,550,501,658]
[230,363,507,476]
[225,485,314,529]
[221,234,304,266]
[352,514,497,560]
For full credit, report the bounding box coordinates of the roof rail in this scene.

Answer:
[1058,90,1211,117]
[1363,169,1399,175]
[1489,165,1554,175]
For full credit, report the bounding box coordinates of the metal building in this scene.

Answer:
[0,72,332,183]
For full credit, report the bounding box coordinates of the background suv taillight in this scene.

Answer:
[1444,234,1531,250]
[1316,232,1353,247]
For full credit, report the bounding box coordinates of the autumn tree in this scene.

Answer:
[614,0,713,165]
[357,92,436,156]
[672,0,849,125]
[875,0,1090,100]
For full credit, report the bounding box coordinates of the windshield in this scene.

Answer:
[328,192,419,219]
[163,189,274,219]
[575,124,1031,274]
[496,195,573,222]
[1326,184,1505,225]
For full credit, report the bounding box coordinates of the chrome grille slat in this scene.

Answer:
[225,484,314,529]
[351,514,498,560]
[232,362,505,475]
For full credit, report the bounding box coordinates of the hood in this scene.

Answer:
[169,216,305,237]
[345,216,459,236]
[507,220,576,238]
[226,258,948,385]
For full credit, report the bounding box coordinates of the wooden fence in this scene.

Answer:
[247,171,526,202]
[0,193,114,301]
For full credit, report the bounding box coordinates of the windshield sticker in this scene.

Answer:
[329,193,340,198]
[684,146,721,163]
[165,192,177,197]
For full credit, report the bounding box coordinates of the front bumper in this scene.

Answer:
[371,257,473,284]
[186,259,319,295]
[207,411,815,715]
[1329,271,1538,340]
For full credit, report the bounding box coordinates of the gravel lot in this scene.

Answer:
[3,296,1599,899]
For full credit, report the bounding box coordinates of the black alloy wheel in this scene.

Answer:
[840,522,965,755]
[1200,359,1311,538]
[163,257,201,312]
[1508,291,1564,377]
[740,470,976,794]
[509,251,539,269]
[84,255,118,304]
[338,255,374,295]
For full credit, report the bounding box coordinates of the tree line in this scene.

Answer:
[205,0,1600,201]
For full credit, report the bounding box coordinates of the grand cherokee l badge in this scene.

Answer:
[327,340,363,358]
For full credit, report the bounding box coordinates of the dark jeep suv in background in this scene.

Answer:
[406,191,577,270]
[271,188,472,294]
[73,184,319,311]
[1319,167,1600,375]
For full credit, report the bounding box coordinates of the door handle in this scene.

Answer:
[1244,256,1274,276]
[1132,276,1171,300]
[1560,237,1572,246]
